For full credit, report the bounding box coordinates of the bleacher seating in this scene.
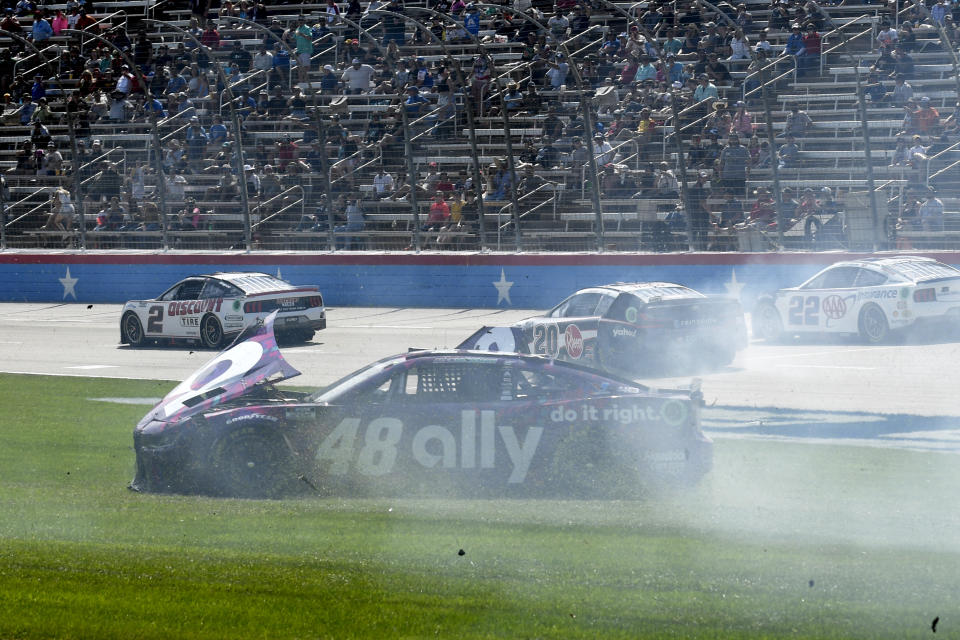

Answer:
[0,0,958,252]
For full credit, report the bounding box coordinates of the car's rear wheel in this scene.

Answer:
[752,303,783,342]
[121,312,144,346]
[209,426,293,498]
[858,303,889,344]
[200,314,224,349]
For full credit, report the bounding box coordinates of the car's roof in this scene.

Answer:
[824,257,960,281]
[198,272,298,293]
[395,349,644,385]
[577,282,702,301]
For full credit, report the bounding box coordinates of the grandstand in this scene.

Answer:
[0,0,958,253]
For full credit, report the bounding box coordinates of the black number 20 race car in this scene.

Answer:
[460,283,747,375]
[130,313,712,498]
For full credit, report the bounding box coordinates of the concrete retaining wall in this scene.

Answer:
[2,251,957,309]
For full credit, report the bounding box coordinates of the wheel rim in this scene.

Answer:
[862,307,887,341]
[124,315,142,343]
[203,317,222,347]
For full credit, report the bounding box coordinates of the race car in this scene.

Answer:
[119,272,325,349]
[459,283,747,374]
[130,312,712,498]
[752,256,960,343]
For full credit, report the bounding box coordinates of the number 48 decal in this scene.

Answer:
[787,296,819,325]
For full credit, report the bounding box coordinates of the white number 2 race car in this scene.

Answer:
[120,272,326,349]
[752,256,960,343]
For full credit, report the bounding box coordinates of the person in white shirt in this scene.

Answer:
[593,134,614,165]
[341,58,376,94]
[252,46,274,73]
[372,168,394,198]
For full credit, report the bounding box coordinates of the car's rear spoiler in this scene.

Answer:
[457,326,529,353]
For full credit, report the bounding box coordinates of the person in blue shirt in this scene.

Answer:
[208,115,228,145]
[30,75,45,101]
[404,85,429,116]
[184,116,208,168]
[165,67,188,95]
[271,43,290,87]
[784,24,805,75]
[463,4,480,38]
[31,15,52,41]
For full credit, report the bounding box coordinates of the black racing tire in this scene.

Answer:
[752,303,784,343]
[858,303,890,344]
[121,312,145,346]
[208,426,293,498]
[200,314,224,350]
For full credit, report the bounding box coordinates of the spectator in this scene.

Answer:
[652,161,679,197]
[372,167,394,198]
[783,24,804,77]
[914,97,940,135]
[778,134,800,168]
[424,192,451,230]
[342,58,375,94]
[184,116,208,168]
[747,186,776,227]
[31,15,53,42]
[801,25,822,76]
[252,45,273,74]
[892,46,914,77]
[783,105,813,137]
[717,189,745,229]
[546,53,569,89]
[259,165,282,199]
[685,170,712,249]
[932,0,949,26]
[889,74,913,105]
[877,23,898,51]
[718,134,750,195]
[333,197,364,248]
[889,136,911,166]
[319,64,339,93]
[918,189,944,231]
[731,101,754,137]
[292,17,314,83]
[229,39,253,73]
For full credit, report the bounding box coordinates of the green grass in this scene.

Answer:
[1,373,959,638]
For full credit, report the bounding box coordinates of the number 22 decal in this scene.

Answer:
[787,296,819,325]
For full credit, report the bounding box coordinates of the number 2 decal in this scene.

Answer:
[147,305,164,333]
[787,296,819,325]
[532,324,559,357]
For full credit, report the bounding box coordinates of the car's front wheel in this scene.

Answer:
[208,426,293,498]
[752,303,784,342]
[121,312,145,346]
[200,314,224,349]
[858,303,889,344]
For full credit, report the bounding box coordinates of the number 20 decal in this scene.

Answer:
[532,324,560,357]
[787,296,819,325]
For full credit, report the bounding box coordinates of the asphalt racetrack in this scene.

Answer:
[2,302,959,453]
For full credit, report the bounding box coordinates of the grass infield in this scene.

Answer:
[1,373,959,639]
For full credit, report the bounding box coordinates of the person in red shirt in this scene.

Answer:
[914,97,940,135]
[424,191,451,230]
[434,172,455,192]
[801,25,822,77]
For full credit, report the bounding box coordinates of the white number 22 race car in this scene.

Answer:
[752,256,960,343]
[120,272,325,348]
